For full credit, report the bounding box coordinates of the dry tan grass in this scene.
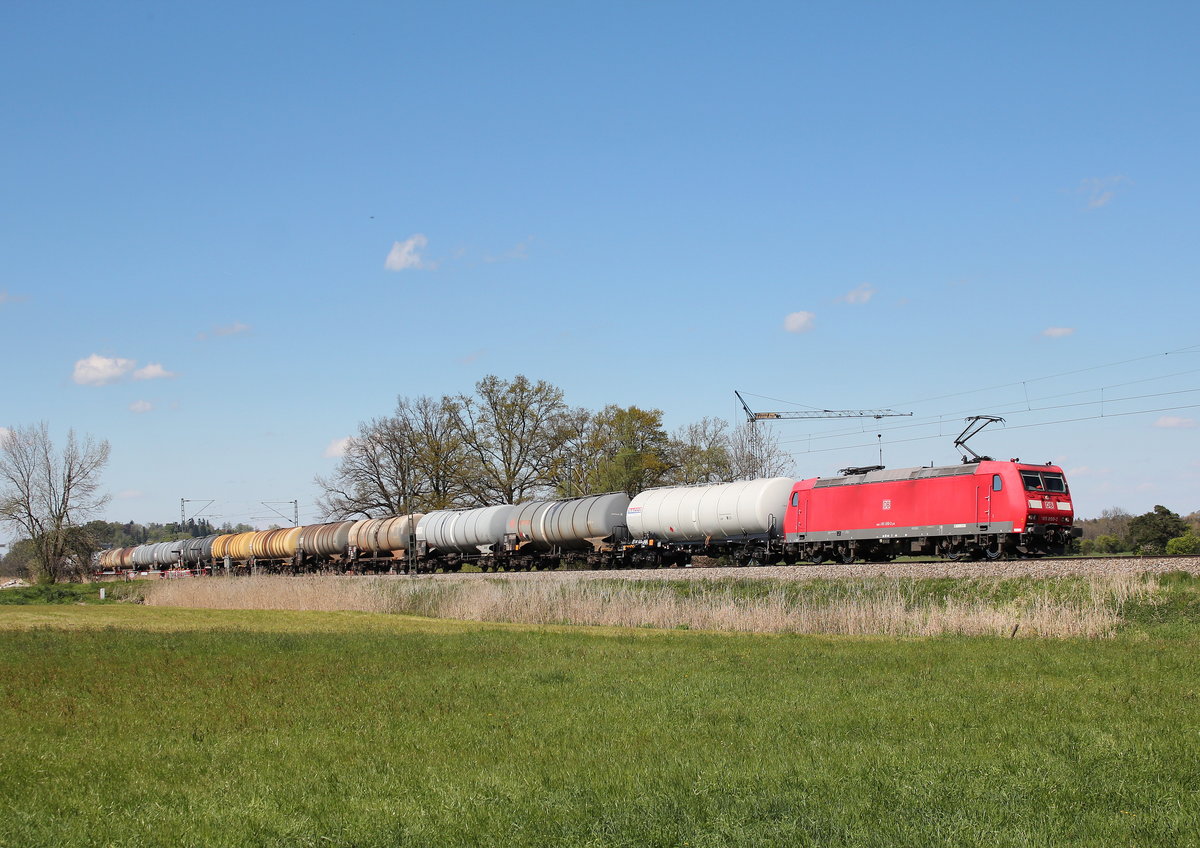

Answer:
[140,572,1158,639]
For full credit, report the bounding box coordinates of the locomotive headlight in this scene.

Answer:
[1026,513,1038,524]
[1028,499,1043,509]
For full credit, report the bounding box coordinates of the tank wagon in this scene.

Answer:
[416,493,632,571]
[625,478,795,566]
[96,492,634,575]
[95,461,1080,575]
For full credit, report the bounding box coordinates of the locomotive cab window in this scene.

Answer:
[790,492,799,507]
[1020,472,1044,491]
[993,474,1003,491]
[1020,471,1068,493]
[1042,473,1067,493]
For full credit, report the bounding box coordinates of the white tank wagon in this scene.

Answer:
[416,505,517,571]
[626,477,797,566]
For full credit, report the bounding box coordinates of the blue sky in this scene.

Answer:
[2,1,1197,529]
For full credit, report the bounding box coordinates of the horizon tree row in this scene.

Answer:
[314,374,793,520]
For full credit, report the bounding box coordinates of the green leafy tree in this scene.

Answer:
[1166,532,1200,555]
[0,537,36,579]
[1127,505,1189,555]
[588,405,674,497]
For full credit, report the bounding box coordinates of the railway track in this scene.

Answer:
[401,554,1200,583]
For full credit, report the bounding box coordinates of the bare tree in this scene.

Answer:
[452,375,569,504]
[728,422,793,480]
[315,396,470,519]
[666,417,732,485]
[0,423,110,583]
[549,407,603,497]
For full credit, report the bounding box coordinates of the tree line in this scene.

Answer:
[0,515,257,582]
[315,374,792,519]
[1074,505,1200,555]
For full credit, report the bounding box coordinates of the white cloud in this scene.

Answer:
[0,427,10,446]
[0,291,28,306]
[116,489,143,500]
[73,354,136,386]
[324,436,354,458]
[129,400,153,414]
[385,234,435,271]
[1154,416,1196,429]
[1042,327,1075,338]
[198,321,252,340]
[839,283,875,304]
[1079,176,1129,209]
[484,238,532,263]
[132,363,176,380]
[783,311,815,333]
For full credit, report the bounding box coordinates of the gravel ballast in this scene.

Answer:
[409,557,1200,583]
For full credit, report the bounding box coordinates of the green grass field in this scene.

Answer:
[2,577,1199,847]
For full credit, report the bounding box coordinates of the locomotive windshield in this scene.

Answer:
[1021,470,1068,493]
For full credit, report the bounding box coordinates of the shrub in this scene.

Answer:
[1166,533,1200,556]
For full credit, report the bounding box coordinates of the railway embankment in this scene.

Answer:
[413,555,1200,583]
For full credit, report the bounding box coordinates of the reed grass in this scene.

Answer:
[141,572,1156,638]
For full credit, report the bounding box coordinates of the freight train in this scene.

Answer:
[95,459,1079,575]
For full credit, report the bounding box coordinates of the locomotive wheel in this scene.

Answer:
[838,548,855,564]
[810,550,826,564]
[983,540,1005,560]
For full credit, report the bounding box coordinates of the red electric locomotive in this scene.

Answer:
[782,460,1080,563]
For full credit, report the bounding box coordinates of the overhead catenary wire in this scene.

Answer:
[882,342,1200,408]
[776,386,1200,447]
[783,402,1200,459]
[774,365,1200,445]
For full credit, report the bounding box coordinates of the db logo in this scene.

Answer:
[882,499,892,510]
